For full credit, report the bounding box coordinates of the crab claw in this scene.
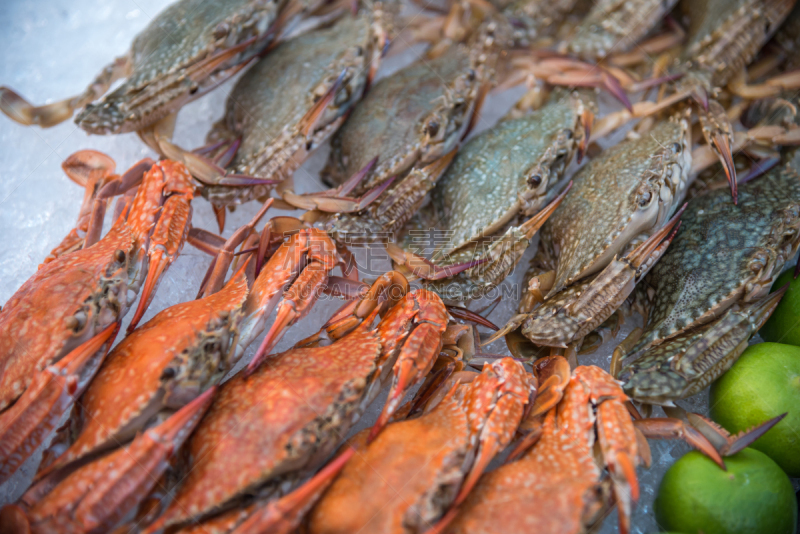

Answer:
[20,387,215,534]
[367,331,438,442]
[299,69,348,138]
[284,175,396,213]
[682,411,787,457]
[128,196,194,333]
[627,203,685,271]
[691,85,710,111]
[232,447,357,534]
[0,323,118,485]
[245,229,339,374]
[635,416,725,468]
[158,136,280,189]
[368,291,448,442]
[447,305,498,330]
[386,242,488,281]
[457,359,530,505]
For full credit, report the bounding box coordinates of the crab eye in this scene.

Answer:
[563,129,573,140]
[528,174,543,188]
[213,23,229,40]
[355,46,363,56]
[672,142,682,154]
[467,69,476,81]
[426,120,440,138]
[161,367,176,380]
[637,191,653,208]
[114,249,126,263]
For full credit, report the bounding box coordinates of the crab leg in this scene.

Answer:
[0,323,117,485]
[42,151,119,264]
[282,159,397,213]
[12,387,214,534]
[590,372,641,534]
[633,418,723,469]
[0,55,129,128]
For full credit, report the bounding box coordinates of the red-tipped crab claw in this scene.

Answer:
[244,226,347,373]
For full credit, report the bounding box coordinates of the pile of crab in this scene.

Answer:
[2,0,800,532]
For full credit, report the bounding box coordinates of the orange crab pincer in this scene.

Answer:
[0,324,117,486]
[33,204,352,482]
[33,271,249,480]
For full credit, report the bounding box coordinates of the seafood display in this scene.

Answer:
[2,0,800,533]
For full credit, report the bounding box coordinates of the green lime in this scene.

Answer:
[655,449,797,534]
[710,342,800,476]
[760,266,800,346]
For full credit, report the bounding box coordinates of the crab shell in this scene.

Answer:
[12,388,215,534]
[321,44,483,194]
[38,272,249,476]
[76,0,285,134]
[429,89,591,256]
[498,0,579,44]
[564,0,680,60]
[203,8,388,207]
[619,151,800,402]
[306,358,531,534]
[152,325,381,531]
[539,116,692,297]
